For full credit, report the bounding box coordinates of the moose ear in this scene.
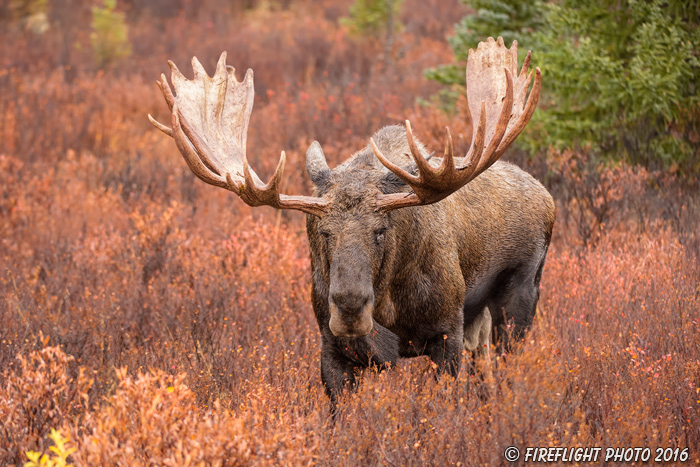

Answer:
[306,141,332,188]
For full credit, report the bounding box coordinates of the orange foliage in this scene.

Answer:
[1,0,699,465]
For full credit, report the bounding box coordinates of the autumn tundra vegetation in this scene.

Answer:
[1,0,699,466]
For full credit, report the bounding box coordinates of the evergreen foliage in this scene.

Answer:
[90,0,131,68]
[428,0,700,171]
[340,0,403,37]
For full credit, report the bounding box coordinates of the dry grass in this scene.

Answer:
[1,1,699,465]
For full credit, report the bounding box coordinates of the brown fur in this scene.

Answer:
[306,125,555,403]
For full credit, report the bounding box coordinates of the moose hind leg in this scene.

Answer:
[464,306,491,358]
[463,306,492,381]
[489,278,540,353]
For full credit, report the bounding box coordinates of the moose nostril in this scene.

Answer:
[331,290,370,313]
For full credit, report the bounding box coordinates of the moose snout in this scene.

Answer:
[328,288,374,338]
[331,289,371,313]
[327,245,375,338]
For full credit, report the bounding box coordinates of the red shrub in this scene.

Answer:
[1,0,698,464]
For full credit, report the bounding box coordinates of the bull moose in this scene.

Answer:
[149,37,555,403]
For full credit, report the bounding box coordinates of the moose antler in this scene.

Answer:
[149,52,330,217]
[373,37,541,211]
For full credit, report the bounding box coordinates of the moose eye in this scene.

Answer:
[374,227,387,243]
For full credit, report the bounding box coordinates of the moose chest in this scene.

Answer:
[375,255,467,354]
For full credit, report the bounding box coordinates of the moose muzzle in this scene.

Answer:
[328,247,375,338]
[328,290,374,338]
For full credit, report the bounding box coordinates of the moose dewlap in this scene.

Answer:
[149,36,555,404]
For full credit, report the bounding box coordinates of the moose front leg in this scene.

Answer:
[320,320,399,404]
[421,305,465,377]
[424,326,464,377]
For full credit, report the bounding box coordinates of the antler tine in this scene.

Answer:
[462,100,487,172]
[520,50,531,79]
[474,67,514,174]
[213,54,228,121]
[167,60,188,88]
[158,74,176,110]
[405,120,434,179]
[371,138,419,186]
[148,75,177,136]
[191,56,208,80]
[148,114,172,137]
[440,126,454,173]
[494,67,541,158]
[233,151,287,207]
